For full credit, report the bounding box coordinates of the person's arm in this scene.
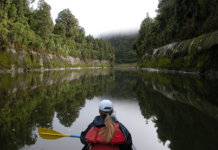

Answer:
[80,122,94,145]
[119,122,133,150]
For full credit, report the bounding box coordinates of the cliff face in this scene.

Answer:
[140,30,218,74]
[0,49,111,73]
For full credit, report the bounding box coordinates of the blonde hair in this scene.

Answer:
[99,110,115,144]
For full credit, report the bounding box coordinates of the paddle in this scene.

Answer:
[38,128,137,149]
[38,128,80,140]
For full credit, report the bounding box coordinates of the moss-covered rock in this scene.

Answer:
[0,49,111,73]
[140,30,218,73]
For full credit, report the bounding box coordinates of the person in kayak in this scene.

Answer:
[80,99,133,150]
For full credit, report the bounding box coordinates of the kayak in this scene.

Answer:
[83,144,137,150]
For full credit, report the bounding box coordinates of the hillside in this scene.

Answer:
[0,0,115,71]
[134,0,218,73]
[104,33,137,64]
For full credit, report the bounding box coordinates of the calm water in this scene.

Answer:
[0,69,218,150]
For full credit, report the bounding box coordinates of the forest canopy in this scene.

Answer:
[0,0,115,61]
[104,33,137,64]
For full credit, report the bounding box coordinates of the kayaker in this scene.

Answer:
[80,99,133,150]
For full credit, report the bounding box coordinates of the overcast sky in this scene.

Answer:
[41,0,158,37]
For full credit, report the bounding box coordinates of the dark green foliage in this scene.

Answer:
[0,0,115,64]
[8,4,17,21]
[105,33,137,64]
[139,31,218,72]
[55,9,79,40]
[29,0,53,40]
[54,23,66,38]
[134,14,160,57]
[134,0,218,58]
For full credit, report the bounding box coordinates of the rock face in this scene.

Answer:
[140,30,218,74]
[0,49,111,73]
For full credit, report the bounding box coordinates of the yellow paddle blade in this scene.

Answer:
[38,128,70,140]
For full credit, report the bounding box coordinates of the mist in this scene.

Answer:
[99,29,138,39]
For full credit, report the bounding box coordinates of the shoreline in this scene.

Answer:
[0,66,111,74]
[140,67,218,79]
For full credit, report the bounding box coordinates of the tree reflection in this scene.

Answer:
[107,70,139,99]
[136,71,218,150]
[0,70,114,150]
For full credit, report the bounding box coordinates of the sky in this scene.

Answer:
[39,0,159,37]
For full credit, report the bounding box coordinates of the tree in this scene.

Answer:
[53,23,66,38]
[0,0,115,62]
[55,9,79,40]
[134,0,218,59]
[134,14,158,57]
[105,33,137,63]
[29,0,53,40]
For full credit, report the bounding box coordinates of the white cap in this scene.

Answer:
[99,100,113,112]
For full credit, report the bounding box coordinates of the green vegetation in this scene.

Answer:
[104,33,137,64]
[134,0,218,58]
[0,0,115,64]
[139,31,218,72]
[0,70,114,150]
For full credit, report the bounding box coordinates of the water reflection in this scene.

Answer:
[136,71,218,150]
[105,70,139,99]
[0,69,218,150]
[0,70,114,150]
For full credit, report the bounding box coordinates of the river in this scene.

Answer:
[0,69,218,150]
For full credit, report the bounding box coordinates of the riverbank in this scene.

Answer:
[140,30,218,74]
[0,48,112,73]
[113,63,137,71]
[114,63,137,68]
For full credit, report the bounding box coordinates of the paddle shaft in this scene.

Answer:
[70,135,80,138]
